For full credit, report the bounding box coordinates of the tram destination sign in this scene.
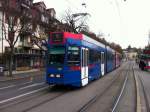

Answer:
[52,33,63,43]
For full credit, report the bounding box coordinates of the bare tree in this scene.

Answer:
[1,0,32,76]
[31,14,60,51]
[31,30,48,51]
[61,9,89,33]
[31,20,50,69]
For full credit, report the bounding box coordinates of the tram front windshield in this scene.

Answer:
[48,46,65,66]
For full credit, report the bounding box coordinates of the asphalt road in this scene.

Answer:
[134,64,150,112]
[0,61,142,112]
[0,73,47,107]
[114,62,136,112]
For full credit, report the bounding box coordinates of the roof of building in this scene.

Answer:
[33,1,46,9]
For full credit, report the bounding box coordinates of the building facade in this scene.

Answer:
[123,50,137,61]
[0,0,57,71]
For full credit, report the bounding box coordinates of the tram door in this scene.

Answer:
[81,48,89,86]
[101,52,105,76]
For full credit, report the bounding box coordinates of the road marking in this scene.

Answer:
[0,85,15,90]
[112,73,128,112]
[0,81,32,90]
[135,77,141,112]
[0,81,43,91]
[0,86,49,104]
[133,66,141,112]
[19,81,32,86]
[19,82,45,90]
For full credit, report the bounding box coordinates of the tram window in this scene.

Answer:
[87,50,89,65]
[85,50,88,66]
[82,49,84,67]
[84,50,86,66]
[107,52,109,60]
[101,53,104,63]
[95,52,99,62]
[89,50,94,63]
[89,50,100,63]
[107,52,111,60]
[98,54,101,62]
[67,46,80,66]
[48,46,65,66]
[107,52,114,61]
[108,53,110,60]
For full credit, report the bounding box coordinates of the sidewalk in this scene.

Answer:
[0,69,45,82]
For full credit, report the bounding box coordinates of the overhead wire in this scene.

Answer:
[65,0,82,12]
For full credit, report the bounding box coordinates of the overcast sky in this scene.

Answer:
[34,0,150,49]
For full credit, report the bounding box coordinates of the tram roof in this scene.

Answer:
[106,46,115,52]
[50,32,120,50]
[82,34,105,48]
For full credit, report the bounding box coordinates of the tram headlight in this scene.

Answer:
[56,74,61,78]
[50,74,54,77]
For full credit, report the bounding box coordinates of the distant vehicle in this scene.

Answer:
[46,32,122,87]
[139,49,150,71]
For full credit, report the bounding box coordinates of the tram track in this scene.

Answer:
[132,64,138,112]
[110,62,136,112]
[77,62,132,112]
[0,63,128,112]
[111,70,128,112]
[0,86,49,110]
[22,92,67,112]
[77,67,126,112]
[0,85,72,112]
[133,64,141,112]
[136,71,150,112]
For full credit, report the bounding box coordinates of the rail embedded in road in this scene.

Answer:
[77,66,126,112]
[135,69,150,112]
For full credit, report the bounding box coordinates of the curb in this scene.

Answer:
[0,73,44,82]
[4,69,41,75]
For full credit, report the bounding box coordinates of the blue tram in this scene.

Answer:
[46,32,121,87]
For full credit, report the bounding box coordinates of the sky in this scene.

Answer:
[34,0,150,49]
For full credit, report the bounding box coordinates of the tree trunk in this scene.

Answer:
[8,47,14,77]
[40,50,42,69]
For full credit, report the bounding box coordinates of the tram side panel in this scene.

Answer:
[82,35,106,79]
[81,40,103,82]
[113,51,116,70]
[106,51,114,73]
[46,32,121,87]
[115,52,121,68]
